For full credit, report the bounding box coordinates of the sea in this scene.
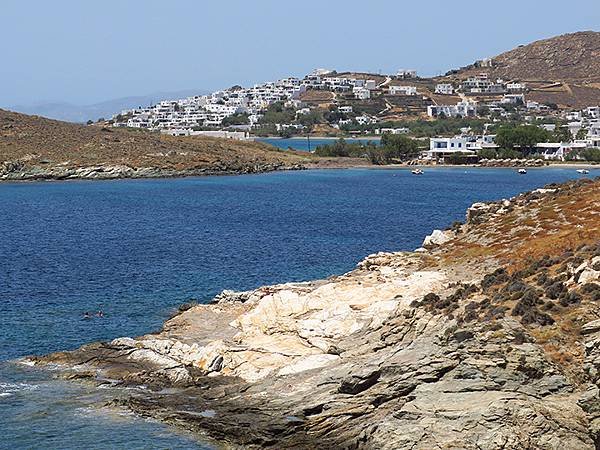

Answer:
[0,167,595,449]
[257,137,380,151]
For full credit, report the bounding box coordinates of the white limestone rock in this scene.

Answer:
[422,229,454,249]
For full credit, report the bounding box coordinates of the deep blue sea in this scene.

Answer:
[0,167,595,449]
[257,137,380,151]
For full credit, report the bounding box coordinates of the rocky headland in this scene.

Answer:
[0,109,323,181]
[31,178,600,449]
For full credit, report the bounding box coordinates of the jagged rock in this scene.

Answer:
[29,178,600,449]
[422,229,454,249]
[466,202,498,224]
[582,319,600,335]
[578,257,600,284]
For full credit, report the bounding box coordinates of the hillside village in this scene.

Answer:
[108,32,600,163]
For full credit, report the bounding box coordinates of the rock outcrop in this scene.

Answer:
[31,178,600,449]
[0,160,305,181]
[422,229,455,249]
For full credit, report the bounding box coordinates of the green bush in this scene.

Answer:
[313,138,375,157]
[495,124,552,152]
[565,148,600,162]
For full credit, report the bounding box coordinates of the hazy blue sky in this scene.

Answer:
[2,0,599,106]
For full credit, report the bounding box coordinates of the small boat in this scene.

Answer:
[576,169,590,174]
[411,168,424,175]
[517,168,527,174]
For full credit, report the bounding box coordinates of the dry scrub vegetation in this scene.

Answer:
[0,109,317,171]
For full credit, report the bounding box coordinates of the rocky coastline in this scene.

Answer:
[30,178,600,449]
[0,160,307,182]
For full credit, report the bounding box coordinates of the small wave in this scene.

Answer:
[0,392,13,398]
[0,382,40,394]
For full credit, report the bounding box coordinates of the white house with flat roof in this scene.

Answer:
[397,69,417,78]
[506,82,526,91]
[389,85,417,96]
[502,94,525,104]
[535,142,588,160]
[375,127,410,135]
[365,79,377,90]
[588,123,600,147]
[353,87,371,100]
[427,101,477,118]
[585,107,600,118]
[435,84,454,95]
[423,137,474,160]
[355,115,374,125]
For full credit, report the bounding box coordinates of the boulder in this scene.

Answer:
[422,229,454,249]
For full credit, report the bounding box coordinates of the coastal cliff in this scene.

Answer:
[32,178,600,449]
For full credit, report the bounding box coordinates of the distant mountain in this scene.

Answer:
[451,31,600,83]
[8,89,209,123]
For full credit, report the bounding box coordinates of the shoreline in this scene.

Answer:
[26,179,600,449]
[1,161,598,183]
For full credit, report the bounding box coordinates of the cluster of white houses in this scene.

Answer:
[112,77,308,133]
[424,117,600,161]
[111,68,426,133]
[428,74,529,119]
[110,65,600,157]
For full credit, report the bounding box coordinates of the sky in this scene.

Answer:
[1,0,599,107]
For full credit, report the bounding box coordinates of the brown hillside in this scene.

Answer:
[489,31,600,83]
[445,31,600,108]
[0,109,321,178]
[457,31,600,83]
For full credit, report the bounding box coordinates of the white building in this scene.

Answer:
[585,106,600,119]
[567,121,583,138]
[355,115,374,125]
[295,108,311,116]
[424,137,474,160]
[338,105,353,114]
[462,74,505,94]
[506,82,526,92]
[589,123,600,147]
[353,87,371,100]
[389,85,417,96]
[526,101,550,112]
[427,101,477,118]
[501,94,525,104]
[397,69,417,79]
[365,79,377,90]
[435,84,454,95]
[465,135,498,151]
[375,127,410,135]
[539,124,556,132]
[535,142,588,160]
[162,129,250,140]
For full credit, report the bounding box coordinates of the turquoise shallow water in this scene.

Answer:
[0,167,595,449]
[257,137,379,151]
